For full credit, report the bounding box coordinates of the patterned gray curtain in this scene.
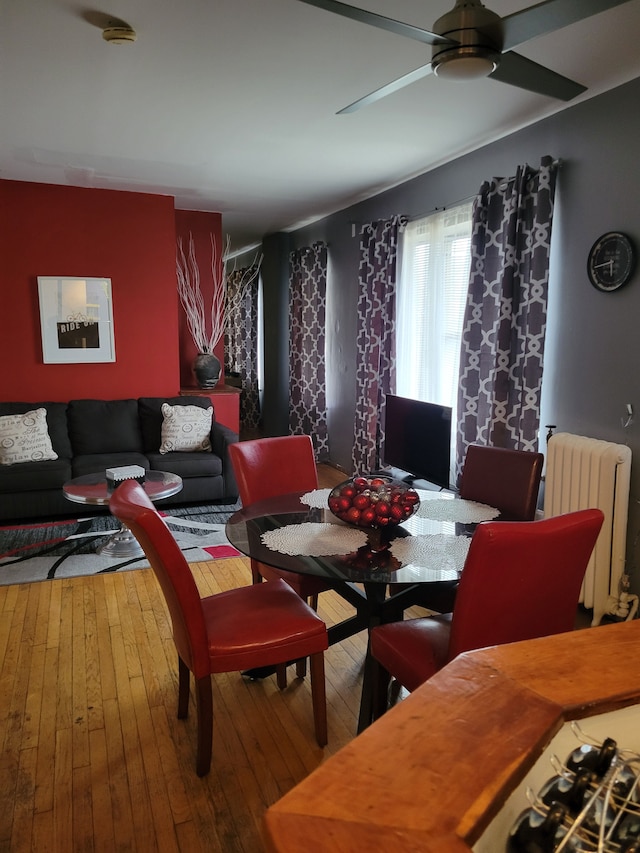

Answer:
[352,215,407,474]
[288,242,329,459]
[225,265,260,430]
[455,155,558,483]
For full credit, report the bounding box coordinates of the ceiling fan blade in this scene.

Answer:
[490,51,586,100]
[338,63,434,113]
[295,0,452,46]
[501,0,635,52]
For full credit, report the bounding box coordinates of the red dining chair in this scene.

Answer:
[459,443,544,521]
[229,435,335,608]
[109,479,328,776]
[229,435,339,682]
[394,443,546,615]
[369,508,604,723]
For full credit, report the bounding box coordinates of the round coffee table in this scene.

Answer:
[63,471,183,558]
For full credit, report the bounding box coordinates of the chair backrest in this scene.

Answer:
[447,508,604,662]
[459,443,544,521]
[109,480,211,678]
[229,435,318,506]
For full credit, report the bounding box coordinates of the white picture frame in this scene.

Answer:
[37,276,116,364]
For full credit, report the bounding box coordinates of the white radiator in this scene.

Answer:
[543,432,632,626]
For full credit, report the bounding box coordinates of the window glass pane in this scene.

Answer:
[396,203,472,476]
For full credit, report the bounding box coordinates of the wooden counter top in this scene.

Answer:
[264,620,640,852]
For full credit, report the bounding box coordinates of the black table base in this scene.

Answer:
[241,578,456,732]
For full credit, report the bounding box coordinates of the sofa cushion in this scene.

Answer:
[72,453,150,478]
[68,399,143,455]
[0,408,58,465]
[147,451,222,479]
[0,457,72,492]
[159,403,213,454]
[0,402,72,459]
[138,396,214,453]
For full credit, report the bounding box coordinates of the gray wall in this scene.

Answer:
[240,75,640,588]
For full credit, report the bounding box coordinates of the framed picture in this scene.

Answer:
[37,276,116,364]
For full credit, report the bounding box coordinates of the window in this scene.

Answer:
[396,203,472,475]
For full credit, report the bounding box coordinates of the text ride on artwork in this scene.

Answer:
[37,277,115,363]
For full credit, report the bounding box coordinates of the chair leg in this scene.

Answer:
[309,651,328,747]
[295,593,320,680]
[276,664,288,689]
[371,659,392,722]
[250,557,264,585]
[177,656,190,719]
[389,678,402,707]
[195,675,213,777]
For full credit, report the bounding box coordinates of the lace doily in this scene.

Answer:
[261,522,368,556]
[302,487,497,524]
[415,493,499,523]
[390,534,471,572]
[300,488,332,508]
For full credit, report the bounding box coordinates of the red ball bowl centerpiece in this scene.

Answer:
[328,475,420,536]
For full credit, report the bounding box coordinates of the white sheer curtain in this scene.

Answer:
[396,204,472,472]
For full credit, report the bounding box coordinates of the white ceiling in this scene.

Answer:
[3,0,640,254]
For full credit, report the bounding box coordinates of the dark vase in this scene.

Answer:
[193,352,221,389]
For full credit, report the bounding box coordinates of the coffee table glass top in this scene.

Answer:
[63,470,182,505]
[62,471,183,558]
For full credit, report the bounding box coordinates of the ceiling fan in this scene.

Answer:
[295,0,635,113]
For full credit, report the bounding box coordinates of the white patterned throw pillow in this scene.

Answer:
[0,408,58,465]
[159,403,213,454]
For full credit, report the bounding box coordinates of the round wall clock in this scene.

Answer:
[587,231,636,292]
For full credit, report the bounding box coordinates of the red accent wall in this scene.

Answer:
[175,210,224,389]
[0,180,222,403]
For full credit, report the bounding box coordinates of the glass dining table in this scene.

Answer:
[225,488,498,731]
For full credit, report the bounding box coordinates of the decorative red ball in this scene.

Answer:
[328,475,420,529]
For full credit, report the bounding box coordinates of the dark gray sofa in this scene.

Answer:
[0,396,239,522]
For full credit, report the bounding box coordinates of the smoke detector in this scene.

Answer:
[102,23,137,44]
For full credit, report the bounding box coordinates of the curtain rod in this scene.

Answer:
[408,193,475,223]
[492,157,563,191]
[350,197,473,229]
[350,158,563,231]
[412,159,563,220]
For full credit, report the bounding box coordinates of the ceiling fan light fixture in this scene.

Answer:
[431,1,502,81]
[432,47,499,80]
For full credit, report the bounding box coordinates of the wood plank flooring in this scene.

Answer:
[0,462,595,852]
[0,558,372,853]
[0,463,369,853]
[0,460,594,852]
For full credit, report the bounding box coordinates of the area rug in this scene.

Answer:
[0,501,242,586]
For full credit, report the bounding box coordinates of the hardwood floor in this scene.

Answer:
[0,463,594,851]
[0,557,371,852]
[316,462,348,489]
[0,464,364,852]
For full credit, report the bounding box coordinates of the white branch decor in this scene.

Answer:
[176,233,227,354]
[176,233,262,355]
